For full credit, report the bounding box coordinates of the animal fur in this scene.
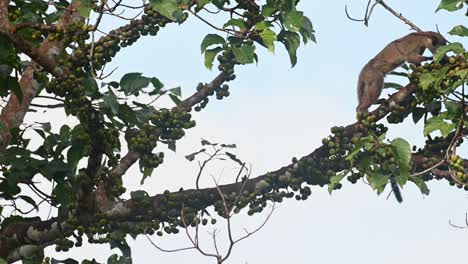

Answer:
[356,31,447,112]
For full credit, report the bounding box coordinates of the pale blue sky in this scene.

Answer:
[42,0,468,263]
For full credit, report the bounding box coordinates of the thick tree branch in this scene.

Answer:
[2,80,466,260]
[103,85,427,220]
[1,218,64,261]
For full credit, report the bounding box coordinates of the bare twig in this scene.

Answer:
[411,160,446,177]
[344,0,370,23]
[147,164,274,264]
[449,213,468,229]
[234,162,247,183]
[187,9,239,37]
[375,0,422,32]
[345,0,423,32]
[196,148,222,189]
[145,228,196,253]
[233,204,275,244]
[30,103,65,109]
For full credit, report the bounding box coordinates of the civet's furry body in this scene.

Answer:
[356,32,447,112]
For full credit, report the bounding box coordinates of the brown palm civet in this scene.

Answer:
[356,31,447,113]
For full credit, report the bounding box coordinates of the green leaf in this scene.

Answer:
[51,258,79,264]
[433,42,465,62]
[223,18,247,30]
[0,36,19,71]
[18,195,38,211]
[169,94,182,105]
[168,86,181,96]
[40,122,52,132]
[107,254,132,264]
[254,21,271,31]
[346,136,373,161]
[435,0,465,12]
[204,47,223,70]
[449,25,468,37]
[454,69,468,80]
[412,107,425,124]
[149,77,164,95]
[367,171,389,194]
[410,177,430,195]
[168,140,176,152]
[391,138,412,181]
[0,65,12,78]
[73,0,93,18]
[200,34,225,53]
[278,30,300,67]
[0,258,6,264]
[140,166,154,184]
[185,149,206,161]
[150,0,178,20]
[225,152,243,166]
[173,9,185,23]
[419,72,437,90]
[424,116,456,137]
[59,125,71,140]
[201,138,214,145]
[140,168,154,184]
[34,129,46,139]
[45,9,65,24]
[388,71,410,77]
[299,16,316,44]
[391,138,411,167]
[108,81,120,88]
[259,28,277,52]
[6,76,22,102]
[282,11,303,32]
[103,89,120,115]
[67,144,85,168]
[445,101,462,119]
[395,173,407,187]
[120,73,151,96]
[419,65,450,93]
[195,0,211,11]
[232,45,256,65]
[83,76,99,96]
[328,170,348,194]
[117,104,139,126]
[139,159,154,185]
[384,82,403,89]
[262,5,276,18]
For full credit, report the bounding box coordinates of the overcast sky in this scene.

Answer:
[39,0,468,263]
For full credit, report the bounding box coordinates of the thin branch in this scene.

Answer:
[30,103,64,109]
[234,203,275,245]
[35,95,65,102]
[110,0,145,10]
[411,160,446,177]
[196,148,222,189]
[374,0,422,32]
[345,0,423,32]
[234,162,247,183]
[187,9,238,36]
[12,22,57,32]
[144,228,196,253]
[449,213,468,229]
[344,1,369,22]
[212,229,221,256]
